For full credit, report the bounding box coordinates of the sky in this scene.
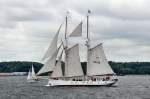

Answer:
[0,0,150,62]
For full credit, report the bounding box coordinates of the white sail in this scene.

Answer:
[37,51,57,75]
[69,22,82,37]
[27,70,31,80]
[37,43,62,75]
[87,43,114,76]
[65,44,84,77]
[51,50,63,78]
[42,24,62,60]
[31,65,36,79]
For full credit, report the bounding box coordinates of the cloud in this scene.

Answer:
[0,0,150,62]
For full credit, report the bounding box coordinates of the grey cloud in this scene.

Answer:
[73,0,150,21]
[0,0,150,62]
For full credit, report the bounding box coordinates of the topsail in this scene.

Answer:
[69,22,82,37]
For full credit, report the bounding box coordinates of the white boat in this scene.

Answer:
[27,64,38,83]
[37,10,118,86]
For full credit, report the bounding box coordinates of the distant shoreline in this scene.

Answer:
[0,61,150,75]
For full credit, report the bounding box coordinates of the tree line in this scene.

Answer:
[0,61,150,75]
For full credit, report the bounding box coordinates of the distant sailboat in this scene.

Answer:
[27,69,31,80]
[38,10,118,86]
[27,64,38,82]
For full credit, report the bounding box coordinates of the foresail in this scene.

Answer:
[37,51,57,75]
[42,24,62,60]
[51,50,63,78]
[65,44,84,77]
[37,43,62,75]
[87,43,114,76]
[69,22,82,37]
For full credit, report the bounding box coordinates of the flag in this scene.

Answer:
[88,10,91,14]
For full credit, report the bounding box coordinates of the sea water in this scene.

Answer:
[0,75,150,99]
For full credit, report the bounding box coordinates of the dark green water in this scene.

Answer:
[0,76,150,99]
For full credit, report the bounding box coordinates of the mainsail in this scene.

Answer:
[65,44,83,77]
[27,70,31,80]
[42,24,62,60]
[51,50,63,78]
[87,43,114,76]
[69,22,82,37]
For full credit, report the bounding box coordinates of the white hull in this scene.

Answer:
[27,78,39,83]
[27,79,37,83]
[46,78,117,87]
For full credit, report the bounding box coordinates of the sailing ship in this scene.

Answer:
[27,64,38,82]
[37,11,118,86]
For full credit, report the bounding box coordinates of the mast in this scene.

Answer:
[86,10,91,75]
[64,12,69,76]
[65,15,68,46]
